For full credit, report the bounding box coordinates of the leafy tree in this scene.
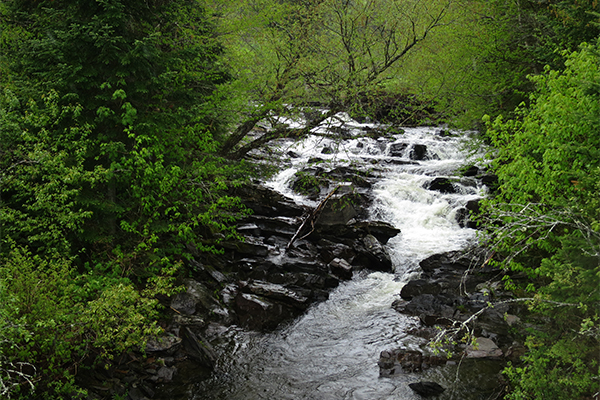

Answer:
[396,0,600,128]
[209,0,454,158]
[0,0,249,270]
[0,0,249,397]
[482,38,600,399]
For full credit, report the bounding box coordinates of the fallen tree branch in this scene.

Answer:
[286,185,342,252]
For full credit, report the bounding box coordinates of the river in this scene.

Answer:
[163,115,500,399]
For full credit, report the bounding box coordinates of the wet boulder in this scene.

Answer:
[233,292,297,331]
[170,279,221,316]
[329,257,353,280]
[317,239,355,264]
[410,144,429,161]
[465,337,503,359]
[232,183,305,217]
[426,177,456,194]
[378,349,448,376]
[353,234,393,272]
[389,142,409,157]
[349,221,400,244]
[315,220,400,244]
[219,236,269,257]
[462,165,480,177]
[456,199,481,229]
[408,381,445,397]
[251,215,299,238]
[392,294,457,325]
[314,192,358,226]
[146,335,182,355]
[181,327,218,368]
[400,279,441,300]
[242,280,310,310]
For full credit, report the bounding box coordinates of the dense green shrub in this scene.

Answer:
[483,38,600,399]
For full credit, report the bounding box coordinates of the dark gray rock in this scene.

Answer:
[410,144,428,161]
[400,279,441,300]
[182,327,217,368]
[329,257,353,280]
[151,366,176,383]
[350,221,400,244]
[220,237,269,257]
[426,177,456,194]
[354,234,393,272]
[392,294,456,324]
[408,381,445,397]
[456,199,481,228]
[315,193,358,226]
[170,293,197,315]
[232,184,305,217]
[243,280,310,309]
[462,165,480,176]
[145,335,182,354]
[233,292,298,331]
[378,349,448,376]
[389,142,409,157]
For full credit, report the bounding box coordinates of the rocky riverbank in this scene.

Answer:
[378,249,528,398]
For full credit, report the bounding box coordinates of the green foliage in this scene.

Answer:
[398,0,599,128]
[0,0,252,264]
[0,245,175,398]
[0,0,251,397]
[482,39,600,399]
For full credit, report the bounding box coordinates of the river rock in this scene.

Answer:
[146,335,182,354]
[242,280,310,309]
[329,257,353,280]
[349,221,400,244]
[410,144,429,161]
[315,193,358,226]
[466,337,503,359]
[220,236,269,257]
[378,349,448,376]
[317,239,355,263]
[150,366,177,383]
[426,177,456,193]
[462,165,480,176]
[408,381,445,397]
[234,292,294,331]
[389,142,409,157]
[456,199,481,228]
[182,327,217,368]
[232,183,305,217]
[400,279,441,300]
[315,220,400,244]
[393,294,456,323]
[354,234,393,272]
[170,279,220,316]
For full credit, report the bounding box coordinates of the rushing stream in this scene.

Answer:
[181,115,500,399]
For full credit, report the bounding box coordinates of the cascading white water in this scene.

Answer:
[191,116,492,400]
